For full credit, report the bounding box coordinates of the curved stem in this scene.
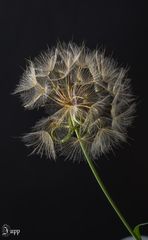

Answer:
[70,116,140,240]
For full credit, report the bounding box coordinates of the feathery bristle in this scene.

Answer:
[23,130,56,159]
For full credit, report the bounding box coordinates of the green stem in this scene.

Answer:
[70,116,140,240]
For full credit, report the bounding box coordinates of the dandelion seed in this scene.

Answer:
[23,130,56,159]
[14,42,135,160]
[14,62,37,93]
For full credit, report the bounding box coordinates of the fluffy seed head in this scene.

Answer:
[14,42,135,161]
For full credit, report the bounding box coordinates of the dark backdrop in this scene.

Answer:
[0,0,147,239]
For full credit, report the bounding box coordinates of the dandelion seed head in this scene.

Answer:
[14,42,135,161]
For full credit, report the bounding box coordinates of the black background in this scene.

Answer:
[0,0,147,239]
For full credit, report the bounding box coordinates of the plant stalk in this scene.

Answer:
[70,116,140,240]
